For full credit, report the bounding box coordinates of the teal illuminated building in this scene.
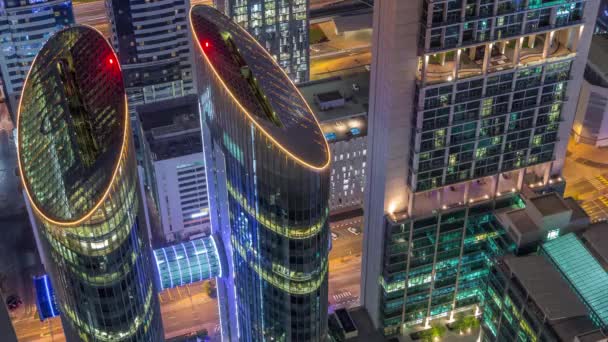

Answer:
[191,5,331,342]
[481,219,608,341]
[363,0,600,337]
[18,26,164,341]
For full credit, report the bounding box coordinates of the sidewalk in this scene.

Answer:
[563,138,608,185]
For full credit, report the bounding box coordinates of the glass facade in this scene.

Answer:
[541,233,608,330]
[480,259,563,342]
[221,0,310,83]
[153,236,221,290]
[17,26,163,341]
[0,0,74,116]
[413,0,586,192]
[379,195,518,335]
[191,5,330,341]
[364,0,596,336]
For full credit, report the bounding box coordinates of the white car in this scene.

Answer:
[331,232,339,240]
[347,227,361,235]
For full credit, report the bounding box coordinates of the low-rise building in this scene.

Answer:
[299,72,369,213]
[138,96,210,243]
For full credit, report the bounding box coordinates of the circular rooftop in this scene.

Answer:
[17,26,126,224]
[190,5,330,170]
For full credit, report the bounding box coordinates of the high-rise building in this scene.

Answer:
[362,0,599,337]
[191,5,330,341]
[216,0,310,83]
[573,35,608,146]
[17,26,164,341]
[105,0,195,110]
[0,0,74,118]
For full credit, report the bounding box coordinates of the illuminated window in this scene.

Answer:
[547,229,559,240]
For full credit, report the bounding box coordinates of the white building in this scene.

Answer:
[299,72,369,213]
[138,96,210,243]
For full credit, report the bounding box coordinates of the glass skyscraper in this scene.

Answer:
[17,26,163,341]
[362,0,599,337]
[191,5,330,341]
[216,0,310,83]
[0,0,74,118]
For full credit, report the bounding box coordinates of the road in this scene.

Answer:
[14,281,219,341]
[327,215,364,311]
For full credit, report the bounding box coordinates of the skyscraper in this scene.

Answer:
[216,0,310,83]
[105,0,195,110]
[17,26,164,341]
[362,0,599,337]
[0,0,74,118]
[191,5,330,341]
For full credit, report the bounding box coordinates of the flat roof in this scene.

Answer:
[564,197,590,221]
[191,5,329,169]
[530,193,570,216]
[138,95,203,160]
[543,233,608,328]
[582,222,608,266]
[333,12,373,34]
[587,35,608,86]
[298,72,369,143]
[505,255,589,320]
[505,209,539,235]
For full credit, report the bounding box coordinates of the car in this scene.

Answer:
[331,232,339,240]
[347,227,361,235]
[6,295,21,311]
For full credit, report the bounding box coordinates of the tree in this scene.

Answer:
[419,323,447,342]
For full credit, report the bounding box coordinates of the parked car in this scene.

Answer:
[6,295,21,311]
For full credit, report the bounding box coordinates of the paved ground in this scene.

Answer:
[563,137,608,222]
[310,17,372,80]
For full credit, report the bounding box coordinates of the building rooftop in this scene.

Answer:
[582,222,608,267]
[333,12,373,34]
[586,35,608,87]
[298,72,369,143]
[543,233,608,330]
[505,255,589,321]
[504,209,539,235]
[530,193,571,216]
[190,5,329,169]
[138,95,203,161]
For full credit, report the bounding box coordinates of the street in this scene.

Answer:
[14,281,220,341]
[564,137,608,222]
[328,215,364,311]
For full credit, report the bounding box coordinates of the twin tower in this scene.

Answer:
[17,6,330,342]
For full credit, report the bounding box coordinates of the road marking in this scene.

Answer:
[333,290,352,301]
[589,177,607,191]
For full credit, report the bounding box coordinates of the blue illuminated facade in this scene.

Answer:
[33,275,59,321]
[154,237,222,290]
[34,236,223,321]
[191,5,331,342]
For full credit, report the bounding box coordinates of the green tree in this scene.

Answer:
[419,323,447,342]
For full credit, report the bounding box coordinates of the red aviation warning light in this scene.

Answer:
[204,41,210,49]
[108,58,114,65]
